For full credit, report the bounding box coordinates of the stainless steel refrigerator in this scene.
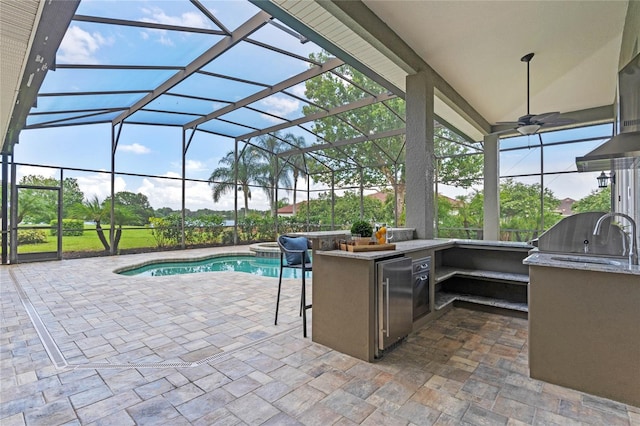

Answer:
[376,257,413,357]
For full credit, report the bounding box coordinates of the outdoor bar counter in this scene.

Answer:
[312,238,532,362]
[524,252,640,407]
[307,232,640,407]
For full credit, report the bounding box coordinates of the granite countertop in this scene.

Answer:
[524,252,640,276]
[316,238,532,260]
[316,239,453,260]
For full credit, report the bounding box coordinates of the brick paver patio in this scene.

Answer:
[1,246,638,425]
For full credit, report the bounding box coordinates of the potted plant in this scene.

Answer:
[350,220,373,245]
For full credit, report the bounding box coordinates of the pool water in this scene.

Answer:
[119,255,312,278]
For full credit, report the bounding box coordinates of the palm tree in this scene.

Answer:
[282,133,308,216]
[251,134,293,217]
[69,196,111,251]
[209,148,261,214]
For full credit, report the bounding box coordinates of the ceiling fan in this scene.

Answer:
[496,52,574,136]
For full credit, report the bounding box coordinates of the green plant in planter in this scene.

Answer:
[350,220,373,237]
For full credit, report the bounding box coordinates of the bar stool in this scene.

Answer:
[275,235,312,337]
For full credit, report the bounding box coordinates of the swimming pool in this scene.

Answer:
[118,255,311,278]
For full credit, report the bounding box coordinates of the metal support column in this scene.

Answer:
[233,140,239,245]
[1,153,8,264]
[393,163,399,227]
[9,161,17,263]
[539,134,545,232]
[359,168,364,219]
[181,130,186,249]
[434,158,439,237]
[306,176,311,231]
[274,157,279,235]
[109,125,117,255]
[331,171,335,230]
[57,169,63,259]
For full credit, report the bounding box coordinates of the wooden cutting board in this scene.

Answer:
[344,243,396,252]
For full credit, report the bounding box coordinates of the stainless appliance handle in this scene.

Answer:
[385,278,390,337]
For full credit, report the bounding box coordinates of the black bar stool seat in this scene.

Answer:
[274,235,312,337]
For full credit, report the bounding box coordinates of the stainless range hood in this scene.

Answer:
[576,53,640,172]
[576,131,640,171]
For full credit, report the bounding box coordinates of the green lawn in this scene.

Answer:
[18,226,158,254]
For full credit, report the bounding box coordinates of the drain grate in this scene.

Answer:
[10,269,68,369]
[72,361,195,370]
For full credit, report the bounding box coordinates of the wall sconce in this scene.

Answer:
[597,171,615,188]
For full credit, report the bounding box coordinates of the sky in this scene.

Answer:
[15,0,320,212]
[13,0,610,213]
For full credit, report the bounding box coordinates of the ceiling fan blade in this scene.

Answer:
[540,118,576,127]
[531,112,560,123]
[491,128,518,135]
[495,121,520,126]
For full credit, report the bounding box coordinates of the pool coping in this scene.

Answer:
[113,251,257,275]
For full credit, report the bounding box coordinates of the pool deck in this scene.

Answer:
[1,245,639,425]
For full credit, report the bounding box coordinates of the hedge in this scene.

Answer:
[18,229,48,244]
[50,219,85,236]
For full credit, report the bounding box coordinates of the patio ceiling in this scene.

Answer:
[267,0,629,141]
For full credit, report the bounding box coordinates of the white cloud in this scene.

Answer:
[75,173,127,201]
[289,83,307,98]
[15,168,128,203]
[119,143,151,154]
[259,96,300,123]
[58,26,112,64]
[16,165,57,181]
[157,34,174,47]
[167,160,209,178]
[137,176,183,209]
[137,175,214,210]
[139,7,211,45]
[185,160,206,172]
[141,7,210,27]
[545,172,600,201]
[135,172,273,211]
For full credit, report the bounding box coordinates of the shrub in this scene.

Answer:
[190,214,225,245]
[221,229,235,245]
[18,229,48,244]
[50,219,84,236]
[237,214,277,242]
[149,217,172,248]
[350,220,373,237]
[150,214,227,247]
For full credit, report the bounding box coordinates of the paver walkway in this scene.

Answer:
[1,246,638,425]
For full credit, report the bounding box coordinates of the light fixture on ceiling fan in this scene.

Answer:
[496,52,574,136]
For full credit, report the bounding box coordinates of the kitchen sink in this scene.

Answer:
[550,256,623,267]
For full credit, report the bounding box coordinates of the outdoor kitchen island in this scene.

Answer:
[312,239,532,362]
[524,253,640,407]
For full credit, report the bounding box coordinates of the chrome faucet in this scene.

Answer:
[593,212,638,266]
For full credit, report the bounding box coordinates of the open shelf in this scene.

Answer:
[435,291,529,312]
[433,245,531,314]
[434,266,529,285]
